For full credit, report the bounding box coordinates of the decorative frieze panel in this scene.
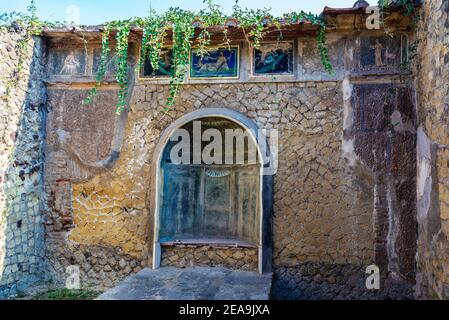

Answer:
[189,46,240,79]
[47,47,118,79]
[297,35,346,81]
[49,49,86,76]
[252,42,294,76]
[46,33,411,83]
[92,48,118,77]
[141,49,173,78]
[353,34,408,75]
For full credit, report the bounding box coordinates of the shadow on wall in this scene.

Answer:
[0,32,48,298]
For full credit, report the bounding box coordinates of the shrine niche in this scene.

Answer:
[158,117,260,244]
[354,35,407,75]
[151,109,273,274]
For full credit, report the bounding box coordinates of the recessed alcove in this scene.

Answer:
[151,109,274,274]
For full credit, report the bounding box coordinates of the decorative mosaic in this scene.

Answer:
[253,42,294,75]
[190,47,239,79]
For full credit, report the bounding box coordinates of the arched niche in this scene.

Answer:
[150,108,273,274]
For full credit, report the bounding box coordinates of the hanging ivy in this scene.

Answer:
[378,0,418,17]
[140,10,167,75]
[4,0,419,114]
[83,24,111,105]
[283,11,333,74]
[112,20,132,114]
[0,0,47,105]
[378,0,420,27]
[79,0,339,113]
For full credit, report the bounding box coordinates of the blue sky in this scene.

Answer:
[0,0,357,25]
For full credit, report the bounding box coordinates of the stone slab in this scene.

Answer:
[97,267,273,300]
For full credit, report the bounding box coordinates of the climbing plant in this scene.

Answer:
[378,0,418,17]
[378,0,420,27]
[0,0,46,105]
[1,0,419,114]
[86,0,336,113]
[83,25,111,105]
[377,0,420,70]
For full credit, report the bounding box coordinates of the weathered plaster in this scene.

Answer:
[0,6,426,299]
[415,0,449,299]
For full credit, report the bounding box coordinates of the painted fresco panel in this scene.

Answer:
[253,42,294,75]
[92,49,118,77]
[354,35,407,75]
[142,49,174,77]
[190,47,239,79]
[49,49,86,76]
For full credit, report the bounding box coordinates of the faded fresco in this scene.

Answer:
[356,35,406,74]
[142,49,174,77]
[49,49,86,76]
[190,47,239,78]
[92,48,118,77]
[253,42,294,75]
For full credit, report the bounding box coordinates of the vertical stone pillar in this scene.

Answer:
[0,33,47,298]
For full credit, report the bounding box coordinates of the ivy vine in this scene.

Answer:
[378,0,418,17]
[0,0,45,105]
[2,0,420,115]
[377,0,420,70]
[85,0,336,113]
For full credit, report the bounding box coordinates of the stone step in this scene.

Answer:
[98,267,273,300]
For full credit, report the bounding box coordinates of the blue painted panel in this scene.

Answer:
[190,47,239,78]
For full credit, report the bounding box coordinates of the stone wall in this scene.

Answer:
[46,81,377,290]
[415,0,449,299]
[43,78,415,298]
[0,31,47,298]
[161,246,259,272]
[43,87,147,288]
[0,13,422,299]
[272,262,414,300]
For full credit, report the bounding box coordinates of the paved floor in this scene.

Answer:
[98,267,273,300]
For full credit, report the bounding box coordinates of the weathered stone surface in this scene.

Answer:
[271,263,414,300]
[40,78,417,298]
[352,83,417,284]
[161,246,258,272]
[45,240,144,290]
[39,80,389,297]
[0,4,435,299]
[98,267,273,300]
[46,89,117,165]
[0,32,47,298]
[415,0,449,300]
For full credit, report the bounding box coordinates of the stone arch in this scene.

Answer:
[150,108,273,274]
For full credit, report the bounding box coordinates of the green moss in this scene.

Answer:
[34,289,101,301]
